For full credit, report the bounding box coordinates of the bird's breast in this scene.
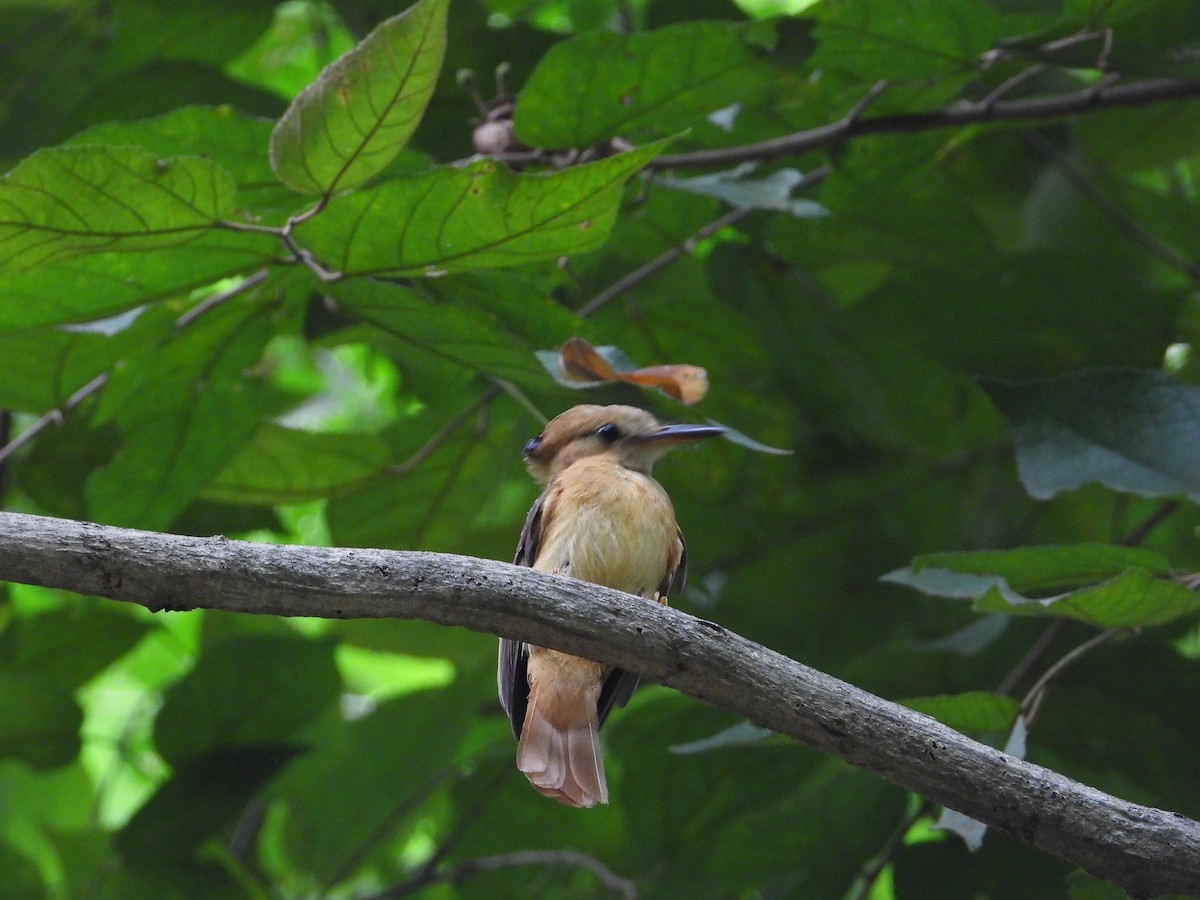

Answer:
[534,459,680,598]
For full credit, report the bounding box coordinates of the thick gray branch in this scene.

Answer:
[0,512,1196,897]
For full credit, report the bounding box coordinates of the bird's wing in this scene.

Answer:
[499,489,547,739]
[664,526,688,597]
[597,668,639,728]
[599,527,688,727]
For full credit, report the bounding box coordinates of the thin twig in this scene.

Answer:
[1118,500,1182,547]
[0,268,277,466]
[576,204,755,316]
[976,64,1047,108]
[321,765,460,895]
[995,619,1068,696]
[490,377,549,424]
[844,799,932,900]
[385,850,638,900]
[996,478,1184,696]
[365,765,513,899]
[174,268,270,329]
[1020,628,1126,727]
[647,76,1200,170]
[0,410,10,496]
[389,385,503,477]
[1022,129,1200,286]
[0,373,108,466]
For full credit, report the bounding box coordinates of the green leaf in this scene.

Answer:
[903,692,1019,732]
[0,328,118,412]
[971,567,1200,627]
[292,143,664,276]
[330,278,560,387]
[204,423,391,505]
[0,673,81,770]
[514,21,776,148]
[116,744,300,868]
[0,605,151,690]
[85,299,275,530]
[0,146,235,272]
[660,163,828,217]
[66,106,293,215]
[326,411,524,558]
[154,636,340,767]
[0,841,45,900]
[269,0,448,196]
[980,369,1200,503]
[669,720,775,754]
[811,0,1013,80]
[273,681,476,883]
[0,230,279,336]
[885,559,1200,628]
[905,544,1172,593]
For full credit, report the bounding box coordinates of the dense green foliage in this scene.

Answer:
[2,0,1200,897]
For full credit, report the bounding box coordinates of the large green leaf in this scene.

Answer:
[204,423,392,505]
[0,146,236,272]
[885,547,1200,628]
[514,21,776,148]
[0,673,81,770]
[326,409,526,558]
[115,744,300,868]
[67,106,293,215]
[154,635,340,767]
[811,0,1018,80]
[0,605,151,691]
[0,329,120,413]
[0,841,45,900]
[0,230,279,336]
[903,691,1020,732]
[272,679,476,883]
[84,299,276,530]
[327,277,565,388]
[981,369,1200,503]
[902,544,1173,592]
[269,0,448,195]
[292,143,663,276]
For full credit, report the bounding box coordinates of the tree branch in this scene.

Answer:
[0,512,1197,898]
[648,77,1200,170]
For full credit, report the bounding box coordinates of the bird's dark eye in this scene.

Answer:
[596,423,620,442]
[523,435,542,458]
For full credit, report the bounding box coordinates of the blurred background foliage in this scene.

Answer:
[1,0,1199,897]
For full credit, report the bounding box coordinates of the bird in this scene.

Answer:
[497,404,724,808]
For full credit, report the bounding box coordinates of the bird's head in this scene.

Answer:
[522,404,725,483]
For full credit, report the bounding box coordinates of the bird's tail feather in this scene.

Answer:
[516,684,608,808]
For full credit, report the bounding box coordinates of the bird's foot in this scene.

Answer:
[653,591,670,607]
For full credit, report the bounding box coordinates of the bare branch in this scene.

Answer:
[0,268,276,466]
[1020,628,1128,727]
[174,268,271,330]
[577,204,756,317]
[649,77,1200,170]
[388,385,502,476]
[1022,130,1200,287]
[0,512,1198,898]
[0,373,108,467]
[576,163,829,318]
[380,849,638,899]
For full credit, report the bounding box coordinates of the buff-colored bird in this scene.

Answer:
[498,404,724,807]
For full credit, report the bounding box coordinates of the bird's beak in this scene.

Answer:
[638,422,726,448]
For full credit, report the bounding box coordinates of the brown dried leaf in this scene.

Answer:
[618,364,708,405]
[550,338,709,405]
[559,336,619,382]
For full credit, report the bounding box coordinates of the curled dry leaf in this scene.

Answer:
[552,337,709,405]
